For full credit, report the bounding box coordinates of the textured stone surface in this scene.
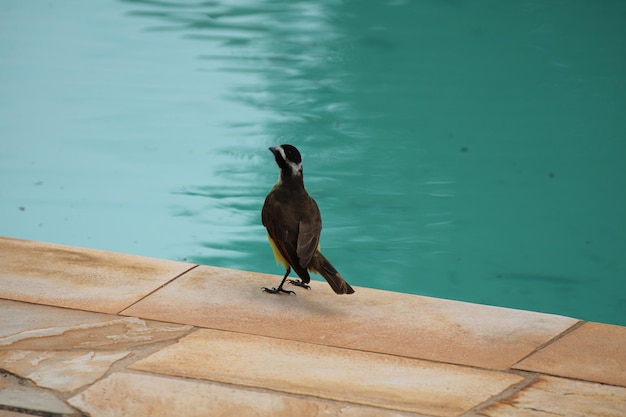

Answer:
[0,299,193,351]
[477,375,626,417]
[0,372,76,416]
[69,372,419,417]
[1,299,115,339]
[0,350,130,392]
[514,322,626,387]
[2,238,624,417]
[130,329,523,416]
[0,236,194,313]
[122,265,578,369]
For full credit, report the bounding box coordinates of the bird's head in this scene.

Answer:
[269,144,303,180]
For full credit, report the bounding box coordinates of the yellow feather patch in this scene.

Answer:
[266,234,323,272]
[267,234,289,269]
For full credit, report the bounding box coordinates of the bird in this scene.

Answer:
[261,144,355,295]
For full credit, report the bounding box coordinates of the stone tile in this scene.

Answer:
[69,372,419,417]
[0,350,130,392]
[0,371,77,416]
[0,236,194,313]
[0,300,193,351]
[0,299,115,339]
[477,375,626,417]
[514,322,626,387]
[122,265,578,369]
[130,329,523,416]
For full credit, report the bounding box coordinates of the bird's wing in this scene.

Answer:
[262,196,300,269]
[297,219,320,269]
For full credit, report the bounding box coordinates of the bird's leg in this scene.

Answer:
[288,279,311,290]
[262,267,296,295]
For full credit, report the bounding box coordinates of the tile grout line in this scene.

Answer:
[117,264,200,315]
[462,370,538,417]
[510,319,587,369]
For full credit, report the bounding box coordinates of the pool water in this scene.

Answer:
[2,1,625,325]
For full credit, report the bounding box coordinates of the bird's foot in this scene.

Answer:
[262,286,296,295]
[288,279,311,290]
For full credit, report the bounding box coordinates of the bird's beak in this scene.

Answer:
[269,146,278,155]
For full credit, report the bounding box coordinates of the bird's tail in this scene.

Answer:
[308,252,355,295]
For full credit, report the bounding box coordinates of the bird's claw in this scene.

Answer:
[262,286,296,295]
[288,280,311,290]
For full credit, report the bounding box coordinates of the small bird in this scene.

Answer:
[262,144,355,295]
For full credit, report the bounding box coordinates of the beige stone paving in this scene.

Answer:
[130,328,524,416]
[0,372,77,416]
[0,236,194,313]
[69,372,422,417]
[1,238,625,417]
[122,265,579,369]
[476,375,626,417]
[0,299,192,351]
[514,322,626,387]
[1,298,119,339]
[0,298,193,413]
[0,350,131,392]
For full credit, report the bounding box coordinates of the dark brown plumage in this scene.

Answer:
[262,144,354,295]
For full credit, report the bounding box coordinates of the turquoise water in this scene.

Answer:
[1,1,625,325]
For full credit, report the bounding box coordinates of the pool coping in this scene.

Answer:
[1,236,625,417]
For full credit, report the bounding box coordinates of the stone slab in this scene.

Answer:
[477,375,626,417]
[69,372,419,417]
[0,299,193,351]
[514,322,626,387]
[0,350,131,392]
[130,329,524,416]
[122,265,578,369]
[0,371,76,416]
[0,236,194,313]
